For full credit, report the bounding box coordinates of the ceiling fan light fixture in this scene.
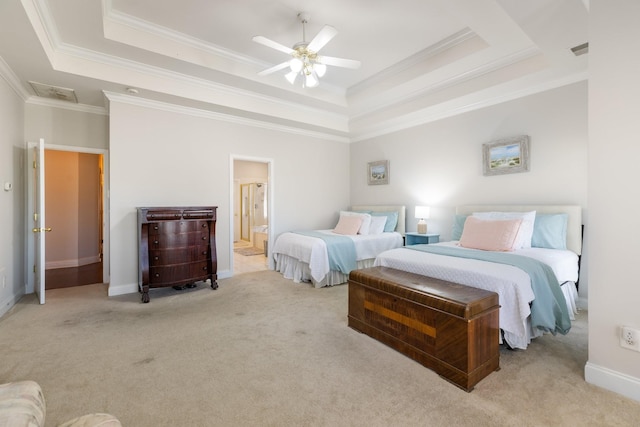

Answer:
[253,12,360,89]
[314,63,327,78]
[285,70,298,85]
[289,58,303,72]
[304,71,319,88]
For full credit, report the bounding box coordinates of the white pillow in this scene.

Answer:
[340,211,372,235]
[472,211,536,249]
[368,215,387,235]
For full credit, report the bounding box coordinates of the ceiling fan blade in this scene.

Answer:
[317,55,361,69]
[252,36,295,55]
[307,25,338,52]
[257,61,291,76]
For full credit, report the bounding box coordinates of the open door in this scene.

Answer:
[31,138,49,304]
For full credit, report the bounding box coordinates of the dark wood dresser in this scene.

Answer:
[137,206,218,303]
[348,266,500,391]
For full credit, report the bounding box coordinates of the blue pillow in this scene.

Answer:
[531,214,568,250]
[451,214,468,240]
[372,211,398,232]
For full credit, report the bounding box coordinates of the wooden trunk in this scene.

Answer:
[348,266,500,391]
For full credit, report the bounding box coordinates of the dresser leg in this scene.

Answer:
[141,287,150,303]
[211,280,218,290]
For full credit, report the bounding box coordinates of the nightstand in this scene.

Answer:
[405,232,440,246]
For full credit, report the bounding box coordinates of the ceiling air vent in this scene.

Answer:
[571,42,589,56]
[29,81,78,103]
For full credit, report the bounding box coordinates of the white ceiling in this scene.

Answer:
[0,0,588,141]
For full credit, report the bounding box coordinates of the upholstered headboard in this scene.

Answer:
[455,205,582,255]
[351,205,406,236]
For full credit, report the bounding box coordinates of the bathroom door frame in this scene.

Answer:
[230,155,274,272]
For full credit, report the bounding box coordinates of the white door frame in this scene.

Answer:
[26,141,110,295]
[229,155,275,274]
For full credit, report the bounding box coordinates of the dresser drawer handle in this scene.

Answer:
[201,223,207,228]
[154,256,159,261]
[202,266,207,271]
[154,240,159,245]
[153,226,158,230]
[202,251,207,255]
[202,236,207,240]
[155,273,160,277]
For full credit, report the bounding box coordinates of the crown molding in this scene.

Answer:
[0,55,30,101]
[350,45,541,123]
[102,0,261,69]
[347,28,477,97]
[26,95,108,115]
[103,91,350,143]
[350,70,588,142]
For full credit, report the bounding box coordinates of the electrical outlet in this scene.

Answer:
[620,326,639,351]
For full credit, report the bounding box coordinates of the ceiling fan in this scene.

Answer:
[252,12,361,88]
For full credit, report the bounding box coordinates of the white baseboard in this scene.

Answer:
[107,271,231,297]
[108,282,138,297]
[585,361,640,402]
[0,292,23,319]
[46,255,101,270]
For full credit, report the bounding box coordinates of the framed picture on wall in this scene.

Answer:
[483,135,530,176]
[368,160,389,185]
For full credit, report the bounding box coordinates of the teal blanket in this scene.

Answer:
[294,231,357,275]
[406,244,571,335]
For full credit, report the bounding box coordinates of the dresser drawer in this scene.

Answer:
[149,262,210,285]
[148,220,210,235]
[145,210,183,221]
[183,209,215,220]
[148,247,209,265]
[149,231,209,249]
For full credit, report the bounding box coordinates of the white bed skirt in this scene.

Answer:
[275,254,375,288]
[561,281,579,321]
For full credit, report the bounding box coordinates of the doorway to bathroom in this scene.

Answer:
[232,158,272,275]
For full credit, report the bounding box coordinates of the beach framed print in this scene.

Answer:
[367,160,389,185]
[483,135,530,176]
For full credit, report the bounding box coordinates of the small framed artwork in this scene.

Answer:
[367,160,389,185]
[482,135,530,176]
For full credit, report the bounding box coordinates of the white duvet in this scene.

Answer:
[373,242,579,349]
[272,230,403,283]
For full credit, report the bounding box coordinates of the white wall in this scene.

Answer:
[586,0,640,402]
[25,104,108,149]
[108,100,351,296]
[0,71,25,318]
[351,81,588,295]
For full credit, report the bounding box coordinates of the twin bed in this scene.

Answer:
[272,204,582,350]
[272,205,406,288]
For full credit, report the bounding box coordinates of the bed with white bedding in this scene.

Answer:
[273,205,405,288]
[373,205,582,350]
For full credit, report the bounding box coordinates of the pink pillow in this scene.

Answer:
[333,215,363,235]
[459,216,523,251]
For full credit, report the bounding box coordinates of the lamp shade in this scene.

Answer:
[415,206,430,219]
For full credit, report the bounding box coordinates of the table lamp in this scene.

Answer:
[415,206,430,234]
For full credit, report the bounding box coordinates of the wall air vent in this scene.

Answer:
[29,81,78,103]
[570,42,589,56]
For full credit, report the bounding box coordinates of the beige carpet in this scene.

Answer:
[1,270,639,426]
